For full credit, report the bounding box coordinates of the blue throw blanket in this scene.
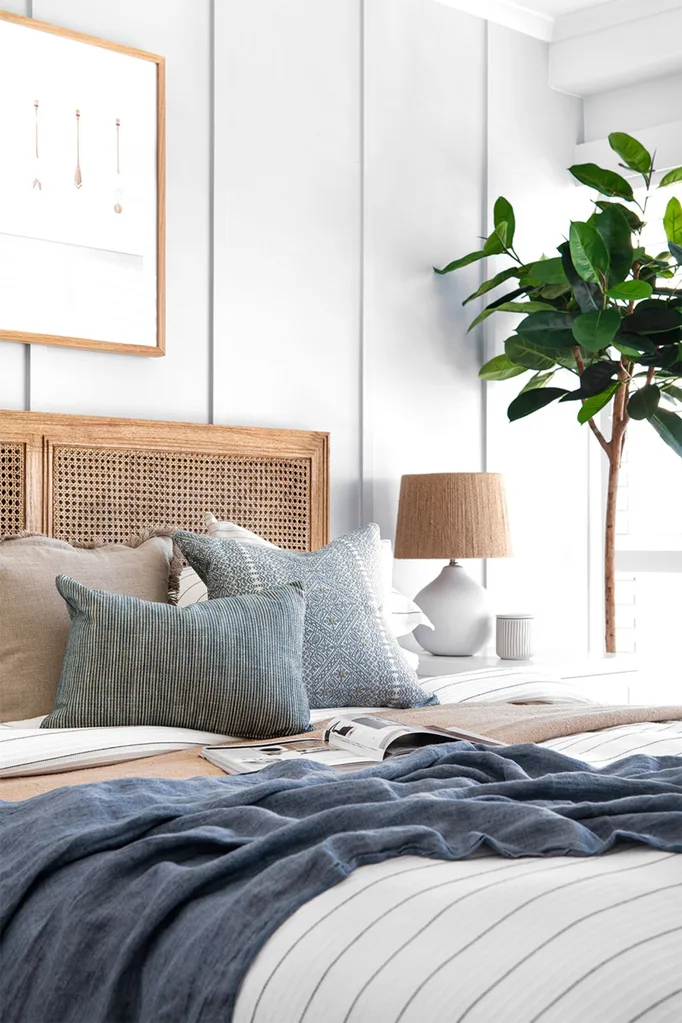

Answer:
[2,742,681,1023]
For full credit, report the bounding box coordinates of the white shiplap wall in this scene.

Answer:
[0,0,586,645]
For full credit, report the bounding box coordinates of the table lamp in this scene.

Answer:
[394,472,511,656]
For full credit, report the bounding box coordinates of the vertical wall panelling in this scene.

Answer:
[484,24,586,649]
[0,0,30,410]
[207,0,215,425]
[363,0,486,598]
[0,0,591,654]
[212,0,362,538]
[27,0,212,423]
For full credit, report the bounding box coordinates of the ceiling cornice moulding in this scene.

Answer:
[432,0,553,42]
[434,0,682,45]
[553,0,682,41]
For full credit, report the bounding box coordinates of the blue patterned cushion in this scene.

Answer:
[41,576,310,738]
[174,523,438,710]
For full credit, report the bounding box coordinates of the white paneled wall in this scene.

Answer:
[0,0,587,647]
[212,0,362,538]
[484,24,586,650]
[363,0,486,597]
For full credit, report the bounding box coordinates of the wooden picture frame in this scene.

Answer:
[0,11,165,356]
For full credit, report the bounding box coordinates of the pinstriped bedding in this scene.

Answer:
[234,848,682,1023]
[232,721,682,1023]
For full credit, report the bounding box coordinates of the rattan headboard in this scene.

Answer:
[0,410,329,550]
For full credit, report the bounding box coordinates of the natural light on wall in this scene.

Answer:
[612,182,682,653]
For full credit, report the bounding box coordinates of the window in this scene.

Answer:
[612,183,682,654]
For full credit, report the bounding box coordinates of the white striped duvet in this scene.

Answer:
[234,849,682,1023]
[233,720,682,1023]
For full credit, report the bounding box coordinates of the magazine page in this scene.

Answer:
[323,714,503,758]
[201,739,372,775]
[323,715,418,760]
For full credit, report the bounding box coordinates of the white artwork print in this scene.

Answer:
[0,18,159,349]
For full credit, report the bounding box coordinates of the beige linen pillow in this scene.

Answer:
[0,535,173,722]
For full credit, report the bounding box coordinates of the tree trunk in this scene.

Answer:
[604,452,620,654]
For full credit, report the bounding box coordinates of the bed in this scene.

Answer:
[1,409,681,1023]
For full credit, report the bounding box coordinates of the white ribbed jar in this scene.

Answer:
[496,614,534,660]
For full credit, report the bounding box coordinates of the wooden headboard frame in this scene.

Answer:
[0,410,329,551]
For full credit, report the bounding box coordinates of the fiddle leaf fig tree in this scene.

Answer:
[436,132,682,653]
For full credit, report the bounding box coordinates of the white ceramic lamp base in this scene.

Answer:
[413,561,493,656]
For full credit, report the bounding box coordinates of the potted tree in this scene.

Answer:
[436,133,682,652]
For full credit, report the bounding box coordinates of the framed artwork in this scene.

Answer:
[0,11,165,356]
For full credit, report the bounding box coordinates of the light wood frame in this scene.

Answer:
[0,410,329,550]
[0,10,166,357]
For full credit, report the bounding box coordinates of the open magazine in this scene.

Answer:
[200,713,502,775]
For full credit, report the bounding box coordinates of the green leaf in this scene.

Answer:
[563,360,620,399]
[606,280,653,301]
[659,167,682,188]
[628,383,661,420]
[649,408,682,457]
[669,242,682,265]
[478,355,527,381]
[558,241,602,313]
[572,308,621,352]
[577,382,620,424]
[507,388,568,422]
[594,206,633,286]
[523,258,568,285]
[484,228,507,256]
[521,371,555,392]
[612,338,654,358]
[517,310,577,349]
[638,344,682,369]
[664,197,682,245]
[569,222,610,285]
[462,266,521,305]
[505,336,561,371]
[662,383,682,401]
[537,283,572,301]
[496,301,552,314]
[434,250,486,274]
[466,298,548,334]
[621,301,682,336]
[608,132,651,175]
[568,163,634,201]
[595,201,643,232]
[494,197,515,249]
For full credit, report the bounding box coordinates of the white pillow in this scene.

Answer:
[178,515,432,639]
[418,668,598,706]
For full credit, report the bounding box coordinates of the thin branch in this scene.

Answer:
[572,345,586,375]
[572,345,612,455]
[588,417,612,455]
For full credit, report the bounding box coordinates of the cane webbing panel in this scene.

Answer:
[51,446,311,549]
[0,443,25,534]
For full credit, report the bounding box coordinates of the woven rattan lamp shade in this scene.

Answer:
[394,473,511,560]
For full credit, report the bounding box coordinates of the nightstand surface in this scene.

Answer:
[417,652,678,706]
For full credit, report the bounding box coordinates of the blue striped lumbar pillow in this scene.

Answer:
[174,522,438,710]
[41,575,311,738]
